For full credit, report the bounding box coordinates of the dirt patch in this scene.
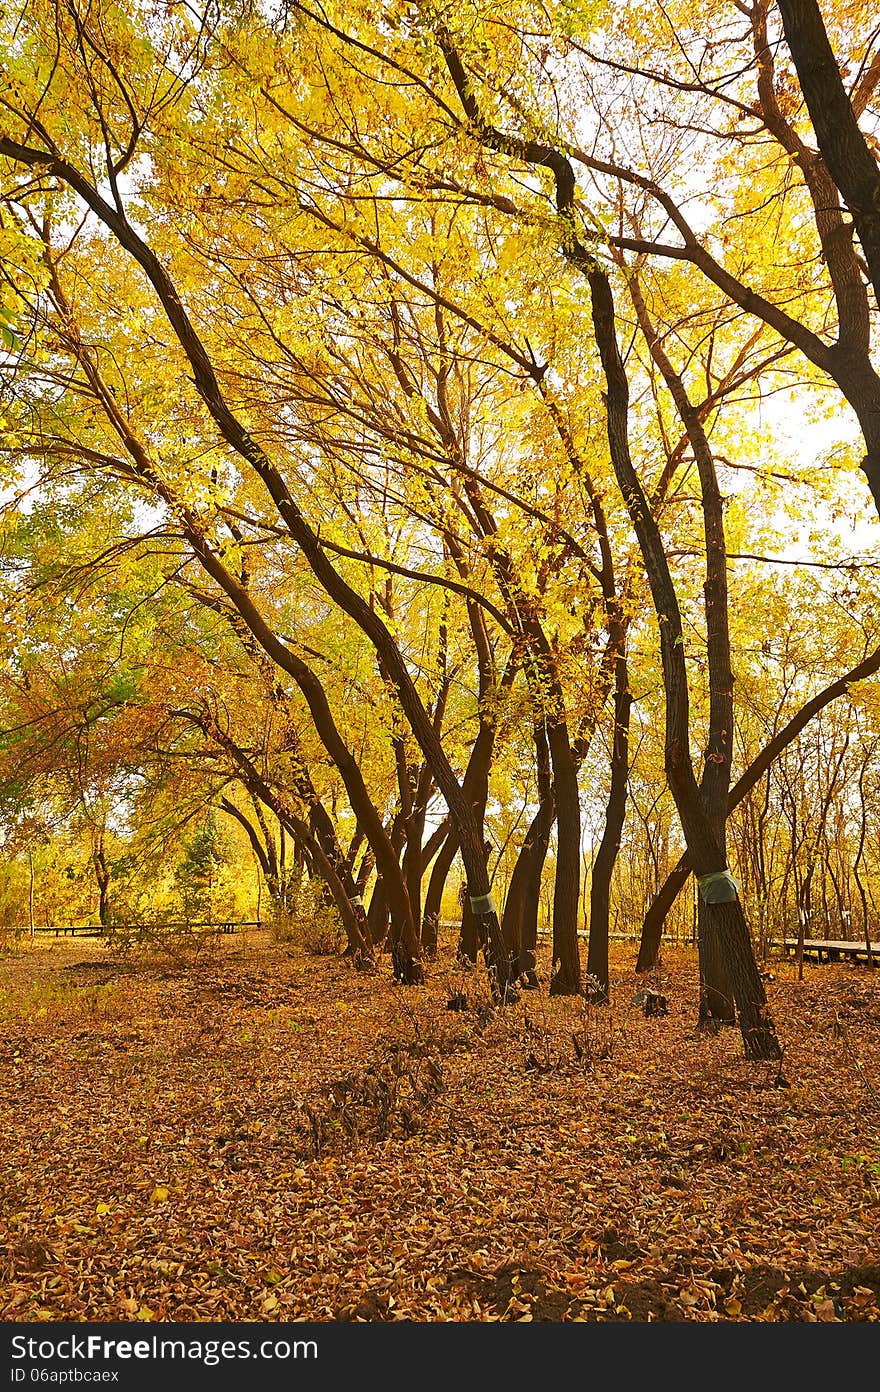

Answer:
[448,1264,581,1320]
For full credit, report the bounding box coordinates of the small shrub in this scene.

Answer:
[103,915,214,966]
[0,924,28,955]
[303,1041,444,1157]
[270,881,344,956]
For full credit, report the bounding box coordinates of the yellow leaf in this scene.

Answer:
[149,1185,169,1204]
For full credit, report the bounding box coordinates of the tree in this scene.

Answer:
[432,18,779,1056]
[173,813,228,923]
[4,0,880,1064]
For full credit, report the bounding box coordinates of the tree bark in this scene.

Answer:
[774,0,880,315]
[546,717,582,995]
[367,875,390,948]
[421,831,457,955]
[434,34,780,1050]
[220,797,272,883]
[586,646,632,1001]
[92,839,111,930]
[501,722,553,980]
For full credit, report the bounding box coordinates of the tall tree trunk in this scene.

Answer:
[434,36,777,1048]
[92,838,111,929]
[546,717,582,995]
[501,722,553,981]
[586,647,632,1001]
[419,640,516,971]
[28,847,35,939]
[452,473,580,992]
[422,831,457,955]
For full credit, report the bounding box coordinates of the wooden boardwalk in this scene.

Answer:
[770,937,880,965]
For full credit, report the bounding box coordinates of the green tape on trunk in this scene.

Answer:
[469,893,496,916]
[697,869,738,904]
[350,896,364,909]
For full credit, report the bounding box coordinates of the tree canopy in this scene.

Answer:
[2,0,880,1062]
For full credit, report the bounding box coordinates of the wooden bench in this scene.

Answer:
[770,937,880,965]
[27,919,262,939]
[31,924,105,937]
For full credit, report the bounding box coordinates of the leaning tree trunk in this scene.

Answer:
[285,813,372,959]
[517,809,554,982]
[636,854,691,972]
[588,266,780,1061]
[410,818,449,948]
[199,720,373,961]
[401,764,432,943]
[420,643,511,968]
[774,0,880,314]
[367,875,390,948]
[454,473,580,993]
[627,268,735,1023]
[501,805,554,985]
[422,831,457,955]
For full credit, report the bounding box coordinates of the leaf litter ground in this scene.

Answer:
[1,933,879,1322]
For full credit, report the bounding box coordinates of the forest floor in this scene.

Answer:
[1,929,879,1323]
